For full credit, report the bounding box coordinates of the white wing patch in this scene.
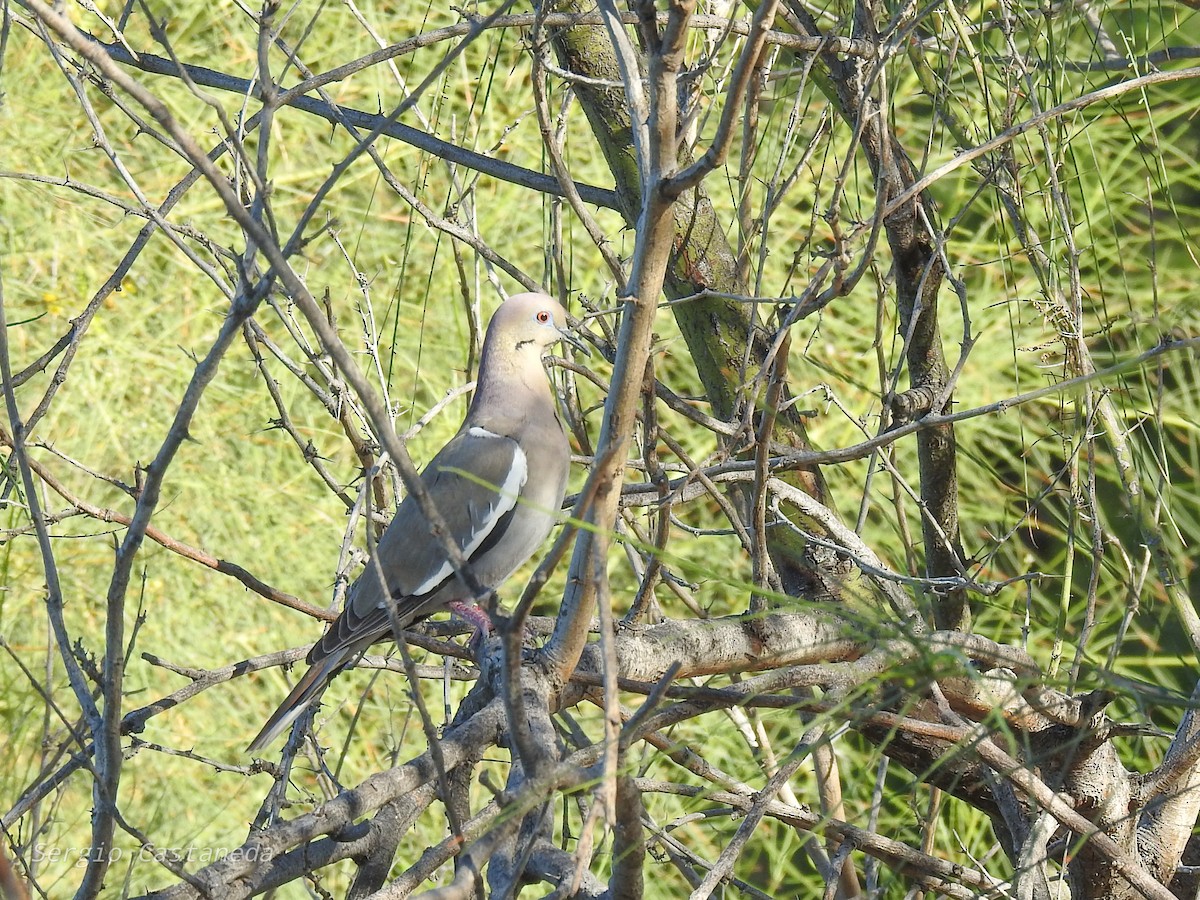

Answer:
[410,432,529,596]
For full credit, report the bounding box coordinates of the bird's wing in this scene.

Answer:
[308,426,526,663]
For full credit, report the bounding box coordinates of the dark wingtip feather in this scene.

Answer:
[246,653,344,753]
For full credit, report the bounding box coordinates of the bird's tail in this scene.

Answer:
[246,651,347,753]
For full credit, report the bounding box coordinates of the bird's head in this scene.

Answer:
[488,292,590,360]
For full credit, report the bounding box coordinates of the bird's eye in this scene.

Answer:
[536,310,551,323]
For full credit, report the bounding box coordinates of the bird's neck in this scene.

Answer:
[469,350,554,420]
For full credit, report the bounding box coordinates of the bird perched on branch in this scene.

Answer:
[248,292,586,752]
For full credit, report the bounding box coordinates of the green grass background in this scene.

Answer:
[2,0,1199,895]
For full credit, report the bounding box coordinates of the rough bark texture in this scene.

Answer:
[548,3,850,602]
[792,0,970,630]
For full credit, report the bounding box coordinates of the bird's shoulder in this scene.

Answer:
[422,423,526,492]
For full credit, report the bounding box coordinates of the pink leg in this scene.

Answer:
[447,600,494,659]
[447,600,494,635]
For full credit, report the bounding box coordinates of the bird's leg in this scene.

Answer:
[448,599,495,658]
[448,599,494,633]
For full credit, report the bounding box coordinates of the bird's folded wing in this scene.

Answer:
[309,427,527,663]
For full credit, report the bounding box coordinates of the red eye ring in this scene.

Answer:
[536,310,551,323]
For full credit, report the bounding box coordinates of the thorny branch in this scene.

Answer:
[4,1,1200,898]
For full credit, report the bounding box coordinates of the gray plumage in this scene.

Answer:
[248,292,579,752]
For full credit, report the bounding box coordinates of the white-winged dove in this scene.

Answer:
[248,292,583,752]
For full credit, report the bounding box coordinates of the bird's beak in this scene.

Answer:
[558,326,592,357]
